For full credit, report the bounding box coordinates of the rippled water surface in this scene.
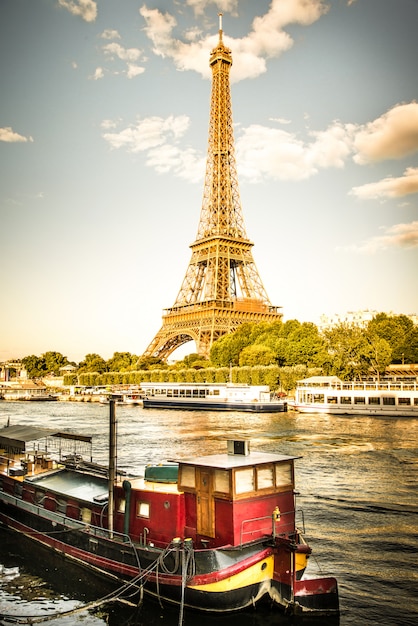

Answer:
[0,401,417,625]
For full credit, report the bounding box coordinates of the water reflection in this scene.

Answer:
[0,401,417,625]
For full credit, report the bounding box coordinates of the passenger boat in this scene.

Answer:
[293,376,418,416]
[99,392,143,406]
[0,405,338,616]
[141,382,287,413]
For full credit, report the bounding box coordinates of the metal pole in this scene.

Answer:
[108,398,117,538]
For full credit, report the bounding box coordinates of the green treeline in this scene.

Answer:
[17,313,418,391]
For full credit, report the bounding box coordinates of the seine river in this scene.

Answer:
[0,401,417,625]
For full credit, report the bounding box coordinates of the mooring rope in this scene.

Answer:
[0,552,160,625]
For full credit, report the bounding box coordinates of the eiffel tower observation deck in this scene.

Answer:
[143,15,282,361]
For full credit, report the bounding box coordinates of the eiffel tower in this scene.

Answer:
[143,15,282,361]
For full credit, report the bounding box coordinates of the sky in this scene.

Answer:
[1,0,418,364]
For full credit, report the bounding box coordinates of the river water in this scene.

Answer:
[0,401,417,626]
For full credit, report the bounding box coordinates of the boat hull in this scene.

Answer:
[0,496,337,615]
[294,404,417,417]
[143,398,287,413]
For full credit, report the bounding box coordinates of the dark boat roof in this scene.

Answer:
[170,451,298,470]
[0,424,92,447]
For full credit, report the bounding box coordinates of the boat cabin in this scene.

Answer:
[113,440,298,549]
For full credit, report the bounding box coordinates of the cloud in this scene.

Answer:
[351,167,418,200]
[342,221,418,254]
[103,42,142,63]
[0,127,33,143]
[139,0,328,82]
[353,102,418,164]
[185,0,239,17]
[91,67,104,80]
[102,114,205,182]
[101,42,145,78]
[101,29,121,40]
[58,0,97,23]
[235,120,353,182]
[147,144,205,182]
[100,99,418,186]
[102,115,190,153]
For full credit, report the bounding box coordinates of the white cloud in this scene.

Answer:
[351,167,418,200]
[126,64,145,79]
[353,102,418,164]
[91,67,104,80]
[102,114,205,182]
[103,42,142,63]
[147,144,205,182]
[185,0,239,17]
[341,221,418,254]
[139,0,329,82]
[101,42,145,78]
[100,29,121,40]
[235,120,353,182]
[102,115,190,153]
[58,0,97,23]
[0,127,33,143]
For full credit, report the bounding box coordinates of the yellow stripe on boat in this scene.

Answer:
[188,556,274,593]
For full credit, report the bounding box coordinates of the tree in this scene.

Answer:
[77,353,108,374]
[239,345,276,367]
[401,326,418,363]
[367,314,414,362]
[363,333,392,378]
[21,355,46,378]
[210,323,256,366]
[136,356,164,370]
[323,323,371,379]
[42,351,69,375]
[284,323,328,368]
[106,352,138,372]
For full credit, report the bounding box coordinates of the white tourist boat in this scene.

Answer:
[141,382,287,412]
[293,376,418,417]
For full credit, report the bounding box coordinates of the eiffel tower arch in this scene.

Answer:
[143,16,282,361]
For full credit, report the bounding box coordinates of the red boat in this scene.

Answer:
[0,405,338,616]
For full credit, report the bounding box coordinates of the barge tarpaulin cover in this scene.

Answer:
[0,425,92,456]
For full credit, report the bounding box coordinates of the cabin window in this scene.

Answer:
[118,498,126,513]
[383,397,395,405]
[256,466,274,490]
[180,465,196,489]
[414,398,418,406]
[235,468,254,495]
[313,394,325,403]
[354,397,366,404]
[327,396,338,404]
[214,469,230,494]
[341,396,351,404]
[398,397,411,406]
[368,397,380,405]
[81,508,92,524]
[275,462,292,488]
[137,502,150,518]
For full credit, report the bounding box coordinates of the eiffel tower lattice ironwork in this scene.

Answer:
[143,16,282,361]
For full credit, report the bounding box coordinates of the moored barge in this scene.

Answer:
[0,412,338,616]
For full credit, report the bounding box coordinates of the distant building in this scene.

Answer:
[318,310,417,332]
[318,310,378,331]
